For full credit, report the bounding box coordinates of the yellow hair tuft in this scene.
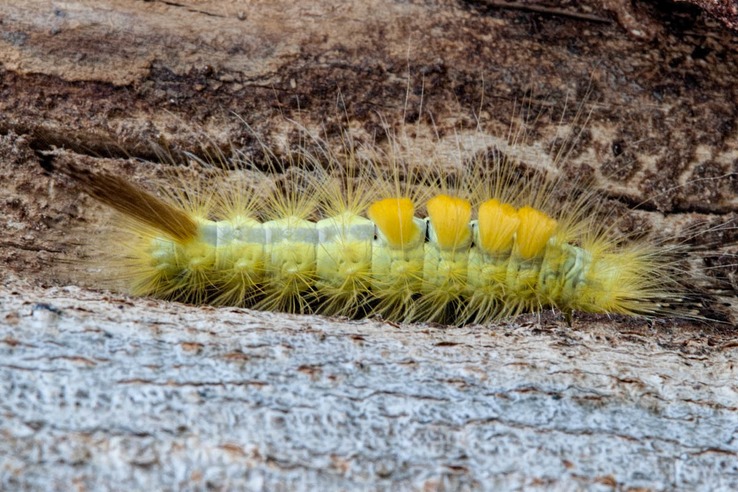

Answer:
[426,195,472,251]
[367,198,422,250]
[515,206,558,259]
[477,199,520,255]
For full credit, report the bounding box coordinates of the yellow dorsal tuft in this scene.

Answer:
[426,194,472,250]
[477,199,520,255]
[367,197,421,249]
[515,206,558,259]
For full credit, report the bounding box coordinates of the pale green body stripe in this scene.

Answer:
[149,214,594,314]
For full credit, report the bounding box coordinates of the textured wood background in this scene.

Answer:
[1,0,738,489]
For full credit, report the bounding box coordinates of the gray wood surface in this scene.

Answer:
[2,278,738,490]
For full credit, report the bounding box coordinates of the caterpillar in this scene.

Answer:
[53,109,695,327]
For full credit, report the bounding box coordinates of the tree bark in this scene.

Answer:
[1,0,738,489]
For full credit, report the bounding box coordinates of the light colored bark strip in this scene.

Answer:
[1,280,736,490]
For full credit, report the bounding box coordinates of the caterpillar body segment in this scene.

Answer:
[67,158,685,325]
[367,197,426,321]
[314,212,374,317]
[419,195,473,322]
[207,215,266,306]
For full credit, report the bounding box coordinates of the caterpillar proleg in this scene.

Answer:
[56,111,694,326]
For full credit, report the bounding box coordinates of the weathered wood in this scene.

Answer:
[2,278,738,490]
[1,0,738,489]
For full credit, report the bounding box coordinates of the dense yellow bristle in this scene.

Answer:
[515,206,558,259]
[367,198,422,250]
[477,199,520,255]
[426,195,472,250]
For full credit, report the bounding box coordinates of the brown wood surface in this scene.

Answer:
[2,0,738,489]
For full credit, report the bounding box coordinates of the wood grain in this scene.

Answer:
[1,0,737,489]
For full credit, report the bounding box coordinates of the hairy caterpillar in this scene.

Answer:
[53,107,695,326]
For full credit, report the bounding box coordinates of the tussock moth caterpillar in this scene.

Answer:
[52,102,702,326]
